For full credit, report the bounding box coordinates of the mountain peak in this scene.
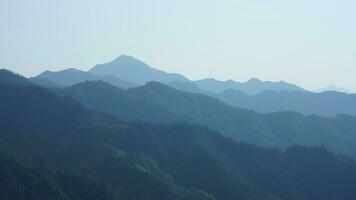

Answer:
[246,78,261,83]
[112,55,146,65]
[316,84,353,94]
[90,55,189,85]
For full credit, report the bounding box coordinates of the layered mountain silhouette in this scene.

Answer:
[194,78,306,95]
[2,69,356,200]
[56,79,356,158]
[36,68,136,88]
[219,89,356,117]
[35,55,306,95]
[89,55,190,84]
[30,54,356,120]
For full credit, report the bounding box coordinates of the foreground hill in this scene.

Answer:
[61,81,356,158]
[0,76,214,200]
[218,89,356,117]
[2,70,356,199]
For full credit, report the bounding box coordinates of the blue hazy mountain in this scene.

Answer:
[29,77,64,88]
[316,84,354,94]
[3,69,356,200]
[164,81,214,95]
[89,55,307,94]
[89,55,190,85]
[0,69,32,85]
[35,55,309,96]
[195,78,306,95]
[58,80,356,158]
[36,68,136,88]
[218,89,356,117]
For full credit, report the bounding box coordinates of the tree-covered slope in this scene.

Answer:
[0,81,213,200]
[2,70,356,200]
[60,81,356,158]
[0,146,126,200]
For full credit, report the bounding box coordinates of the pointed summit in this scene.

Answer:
[246,78,261,83]
[112,55,143,64]
[89,55,189,85]
[114,54,130,60]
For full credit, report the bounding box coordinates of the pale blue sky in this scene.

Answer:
[1,0,355,90]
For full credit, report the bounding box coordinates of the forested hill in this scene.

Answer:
[60,80,356,158]
[1,69,356,199]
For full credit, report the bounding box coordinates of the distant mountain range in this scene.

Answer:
[35,67,136,89]
[34,55,307,94]
[3,69,356,200]
[316,84,354,94]
[54,79,356,158]
[32,55,356,117]
[218,89,356,117]
[194,78,306,95]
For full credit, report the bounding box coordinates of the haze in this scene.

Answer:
[1,0,355,91]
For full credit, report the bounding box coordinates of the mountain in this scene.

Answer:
[316,84,353,94]
[89,55,190,85]
[29,77,64,88]
[194,78,306,95]
[0,73,215,200]
[36,68,136,89]
[34,55,309,96]
[3,70,356,200]
[0,69,32,85]
[218,89,356,117]
[59,80,356,158]
[164,81,201,93]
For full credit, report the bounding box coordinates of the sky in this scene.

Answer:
[1,0,355,91]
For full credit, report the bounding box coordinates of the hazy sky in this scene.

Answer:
[1,0,355,91]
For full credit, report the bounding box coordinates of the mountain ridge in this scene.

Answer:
[33,55,308,95]
[36,67,136,89]
[194,77,306,95]
[316,84,354,94]
[57,79,356,158]
[2,70,356,200]
[218,89,356,116]
[89,55,190,85]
